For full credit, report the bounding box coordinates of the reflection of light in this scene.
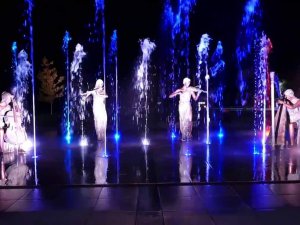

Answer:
[262,144,266,180]
[171,132,176,140]
[114,132,120,141]
[79,136,88,147]
[142,138,150,146]
[265,126,270,137]
[262,126,270,144]
[206,144,210,182]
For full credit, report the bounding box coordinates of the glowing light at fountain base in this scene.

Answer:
[171,132,176,140]
[79,136,88,147]
[184,152,192,157]
[114,132,120,141]
[21,138,34,152]
[218,127,224,139]
[142,138,150,146]
[65,132,71,144]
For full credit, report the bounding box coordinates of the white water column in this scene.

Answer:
[205,73,210,144]
[270,71,275,147]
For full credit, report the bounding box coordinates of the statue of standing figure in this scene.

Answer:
[0,92,27,152]
[81,79,108,141]
[169,78,204,141]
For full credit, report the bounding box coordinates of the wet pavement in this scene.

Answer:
[1,126,300,186]
[1,119,300,224]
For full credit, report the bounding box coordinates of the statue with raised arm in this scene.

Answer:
[169,77,204,141]
[81,79,108,141]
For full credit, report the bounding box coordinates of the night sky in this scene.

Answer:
[0,0,300,105]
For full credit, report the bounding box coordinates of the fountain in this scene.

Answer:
[196,34,212,143]
[108,30,119,141]
[62,31,72,143]
[236,0,262,107]
[161,0,197,139]
[70,43,86,143]
[92,0,106,86]
[210,41,226,139]
[134,38,156,145]
[254,33,272,145]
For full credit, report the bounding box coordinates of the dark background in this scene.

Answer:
[0,0,299,112]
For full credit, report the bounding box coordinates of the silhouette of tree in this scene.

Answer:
[37,57,64,114]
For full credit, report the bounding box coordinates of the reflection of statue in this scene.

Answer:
[169,78,204,141]
[287,150,300,181]
[0,151,31,186]
[94,141,108,184]
[81,79,108,141]
[179,141,192,182]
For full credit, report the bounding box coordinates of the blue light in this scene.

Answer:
[65,133,71,144]
[184,152,192,156]
[253,144,260,155]
[11,42,17,52]
[218,127,224,138]
[171,132,176,140]
[114,132,120,141]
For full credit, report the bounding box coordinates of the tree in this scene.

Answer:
[37,57,64,114]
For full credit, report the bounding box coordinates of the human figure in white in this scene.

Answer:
[169,77,203,141]
[81,79,108,141]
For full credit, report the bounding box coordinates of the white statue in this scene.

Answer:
[0,92,27,152]
[81,79,108,141]
[169,78,204,141]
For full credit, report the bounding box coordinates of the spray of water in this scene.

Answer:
[161,0,197,138]
[10,48,35,166]
[92,0,106,86]
[62,31,72,143]
[108,30,119,140]
[69,43,86,141]
[236,0,262,106]
[196,34,211,141]
[13,50,32,125]
[210,41,225,78]
[210,41,226,136]
[21,0,37,185]
[254,33,272,144]
[197,33,212,85]
[134,38,156,145]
